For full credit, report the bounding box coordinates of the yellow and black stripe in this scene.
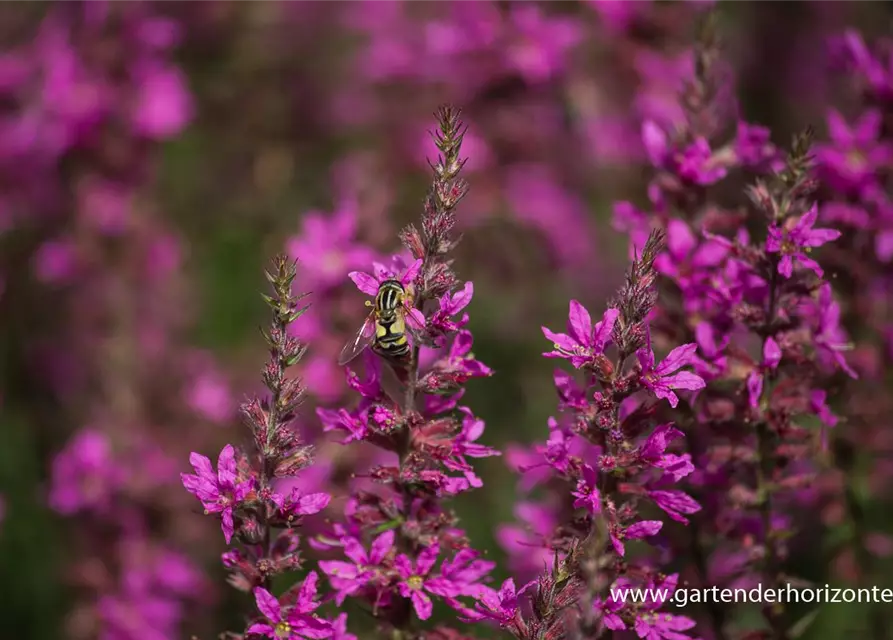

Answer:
[372,279,410,360]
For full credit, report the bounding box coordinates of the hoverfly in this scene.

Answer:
[338,278,420,366]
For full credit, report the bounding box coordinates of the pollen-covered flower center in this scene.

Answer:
[845,149,867,171]
[274,621,292,638]
[779,238,796,255]
[643,372,660,385]
[406,575,424,590]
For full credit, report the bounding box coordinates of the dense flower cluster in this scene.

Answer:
[594,17,859,639]
[4,5,228,639]
[496,230,704,639]
[312,107,499,637]
[5,3,893,640]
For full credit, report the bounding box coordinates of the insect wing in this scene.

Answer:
[338,313,376,366]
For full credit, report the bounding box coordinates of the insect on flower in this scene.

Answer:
[338,278,420,366]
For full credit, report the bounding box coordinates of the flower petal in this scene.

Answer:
[253,587,282,622]
[348,271,380,296]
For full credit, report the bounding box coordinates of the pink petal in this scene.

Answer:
[296,492,330,515]
[567,299,592,345]
[348,271,380,295]
[411,590,433,620]
[401,258,423,285]
[254,587,282,622]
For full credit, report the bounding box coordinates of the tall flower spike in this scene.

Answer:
[316,106,498,637]
[501,229,701,639]
[181,256,336,638]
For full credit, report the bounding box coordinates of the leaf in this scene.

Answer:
[372,519,403,534]
[289,304,311,323]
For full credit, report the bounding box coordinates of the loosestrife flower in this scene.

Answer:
[249,573,331,639]
[32,6,213,638]
[501,230,703,639]
[314,107,498,637]
[813,32,893,624]
[635,330,705,408]
[541,301,619,369]
[395,545,458,620]
[765,204,841,278]
[318,530,395,604]
[181,445,254,544]
[609,21,857,637]
[181,256,338,638]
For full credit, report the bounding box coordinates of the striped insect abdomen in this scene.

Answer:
[375,280,403,312]
[372,280,409,360]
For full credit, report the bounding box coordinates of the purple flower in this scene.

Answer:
[395,544,457,620]
[746,337,782,408]
[642,120,727,185]
[593,593,627,631]
[435,329,493,379]
[571,464,601,514]
[638,424,694,481]
[429,282,473,338]
[131,63,193,140]
[542,301,619,368]
[49,429,125,515]
[503,5,581,83]
[654,219,727,290]
[735,121,780,169]
[691,321,730,381]
[812,283,858,379]
[611,520,663,557]
[348,257,425,330]
[287,202,377,290]
[180,444,253,543]
[443,407,500,487]
[465,578,531,625]
[329,614,356,640]
[274,488,331,523]
[765,204,841,278]
[648,490,701,524]
[452,407,500,460]
[438,548,495,599]
[319,531,394,604]
[636,331,705,408]
[248,573,332,639]
[815,109,892,194]
[632,574,697,639]
[316,407,369,444]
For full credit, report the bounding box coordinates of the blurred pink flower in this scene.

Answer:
[33,239,78,284]
[50,429,126,515]
[504,5,582,84]
[287,201,377,290]
[131,64,193,140]
[186,370,234,424]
